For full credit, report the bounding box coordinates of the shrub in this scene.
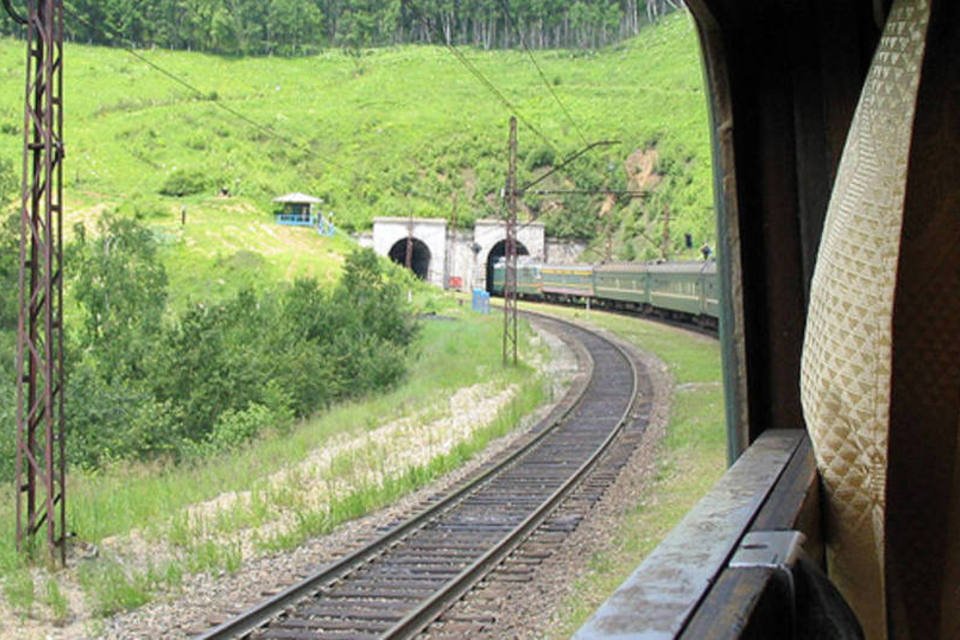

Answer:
[526,145,556,171]
[185,133,210,151]
[117,197,170,221]
[0,380,14,481]
[159,168,207,197]
[208,403,275,451]
[0,157,17,205]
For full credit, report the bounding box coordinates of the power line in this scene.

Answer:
[497,0,589,147]
[520,139,619,192]
[409,5,559,154]
[64,8,318,159]
[527,189,649,197]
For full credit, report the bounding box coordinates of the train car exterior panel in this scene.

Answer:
[492,260,719,327]
[541,265,595,299]
[594,264,649,306]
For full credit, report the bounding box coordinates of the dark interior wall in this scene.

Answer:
[686,0,884,457]
[887,2,960,634]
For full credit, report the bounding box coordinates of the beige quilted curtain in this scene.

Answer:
[800,0,931,638]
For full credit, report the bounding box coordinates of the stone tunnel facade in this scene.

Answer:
[372,217,561,291]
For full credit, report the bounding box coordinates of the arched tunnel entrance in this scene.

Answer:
[388,237,432,280]
[486,240,529,292]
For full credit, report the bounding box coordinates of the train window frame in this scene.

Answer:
[577,1,902,637]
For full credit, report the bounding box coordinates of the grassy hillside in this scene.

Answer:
[0,11,711,278]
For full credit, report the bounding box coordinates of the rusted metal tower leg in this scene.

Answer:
[15,0,66,566]
[503,116,518,366]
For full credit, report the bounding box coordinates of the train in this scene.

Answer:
[490,258,719,330]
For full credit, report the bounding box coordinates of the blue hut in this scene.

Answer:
[273,193,334,235]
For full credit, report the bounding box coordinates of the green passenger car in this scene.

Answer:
[492,259,718,328]
[594,263,651,308]
[541,264,595,299]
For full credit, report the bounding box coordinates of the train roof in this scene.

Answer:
[540,263,594,272]
[595,260,717,275]
[494,260,718,275]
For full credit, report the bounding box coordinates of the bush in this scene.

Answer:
[117,196,170,221]
[525,145,556,171]
[0,157,17,205]
[159,168,207,197]
[66,360,184,468]
[208,403,275,451]
[0,380,14,481]
[52,228,419,471]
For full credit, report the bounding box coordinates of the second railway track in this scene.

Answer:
[198,312,650,640]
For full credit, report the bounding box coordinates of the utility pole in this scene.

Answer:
[503,116,519,366]
[405,212,414,271]
[10,0,67,565]
[661,204,671,260]
[448,192,458,290]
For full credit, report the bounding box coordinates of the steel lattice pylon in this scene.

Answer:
[502,116,518,366]
[14,0,66,564]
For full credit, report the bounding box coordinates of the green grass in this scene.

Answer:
[152,199,358,305]
[518,303,726,636]
[0,305,549,618]
[0,10,712,288]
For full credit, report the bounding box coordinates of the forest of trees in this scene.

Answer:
[2,1,683,56]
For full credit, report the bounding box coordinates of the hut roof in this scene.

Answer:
[273,192,323,204]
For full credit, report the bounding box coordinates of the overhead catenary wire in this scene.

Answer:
[409,4,559,155]
[60,5,617,220]
[497,0,589,147]
[64,7,321,161]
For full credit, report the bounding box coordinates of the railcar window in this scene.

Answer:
[0,2,737,638]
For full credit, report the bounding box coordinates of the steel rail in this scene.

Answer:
[197,313,621,640]
[385,311,640,639]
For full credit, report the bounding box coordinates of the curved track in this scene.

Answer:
[197,315,642,640]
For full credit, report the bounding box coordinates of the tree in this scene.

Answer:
[328,249,419,394]
[70,214,168,381]
[338,0,380,72]
[266,0,324,55]
[57,0,681,54]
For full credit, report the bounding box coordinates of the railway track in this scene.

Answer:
[197,314,648,640]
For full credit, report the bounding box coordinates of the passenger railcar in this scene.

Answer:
[492,259,718,329]
[540,264,594,301]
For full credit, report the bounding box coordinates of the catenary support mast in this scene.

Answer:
[13,0,66,565]
[502,116,518,366]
